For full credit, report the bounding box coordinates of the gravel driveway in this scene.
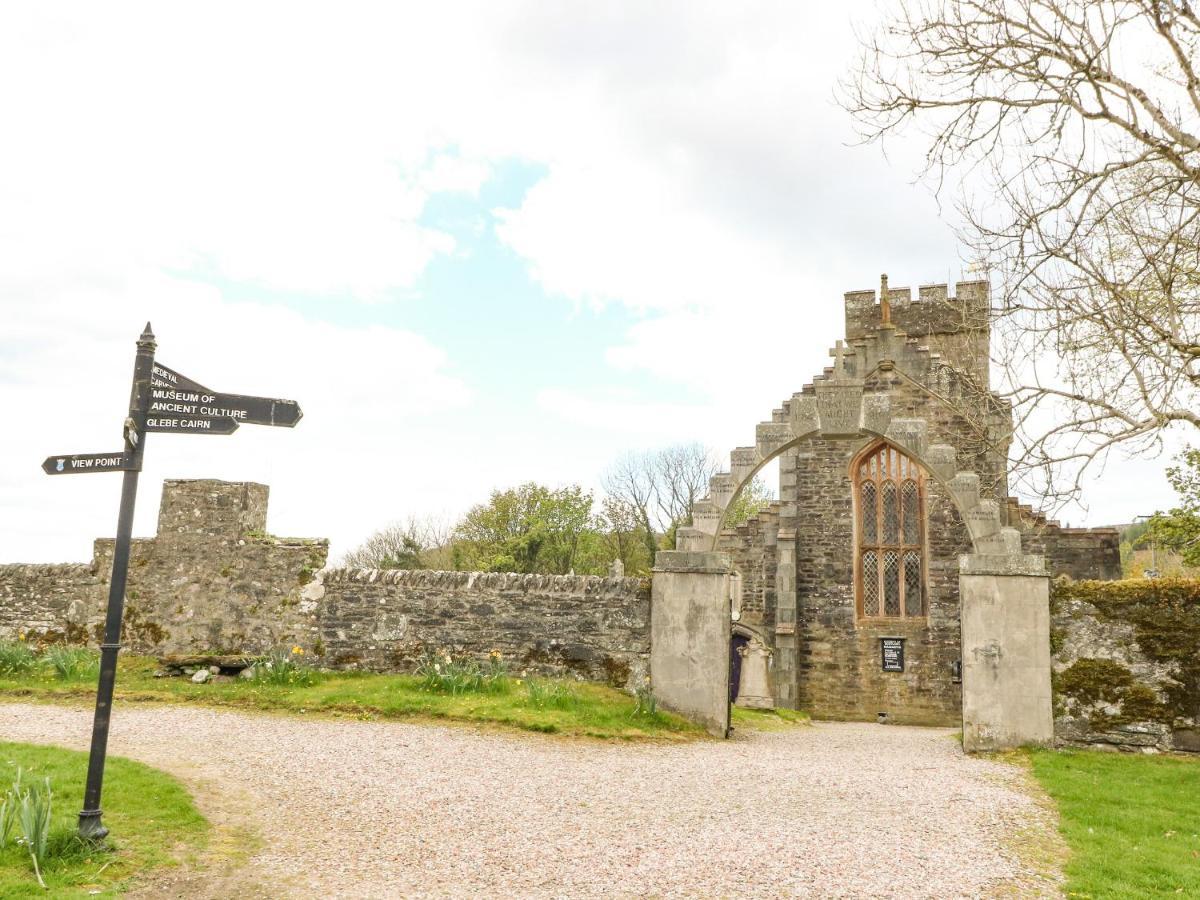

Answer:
[0,704,1058,898]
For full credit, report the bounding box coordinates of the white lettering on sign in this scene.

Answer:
[147,417,213,430]
[69,456,125,469]
[149,389,249,419]
[152,388,215,404]
[200,405,247,419]
[150,401,199,415]
[151,365,178,385]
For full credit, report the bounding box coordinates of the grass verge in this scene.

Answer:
[0,741,206,898]
[1028,748,1200,898]
[731,706,810,732]
[0,655,702,741]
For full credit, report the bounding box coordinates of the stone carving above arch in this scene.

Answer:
[679,336,1035,566]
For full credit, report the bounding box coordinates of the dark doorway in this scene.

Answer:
[729,633,750,702]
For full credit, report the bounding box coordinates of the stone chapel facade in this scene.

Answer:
[709,278,1120,725]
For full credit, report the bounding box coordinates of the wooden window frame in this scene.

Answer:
[852,441,928,621]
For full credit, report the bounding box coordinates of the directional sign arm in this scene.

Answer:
[144,414,239,435]
[209,393,303,427]
[149,363,301,428]
[42,452,135,475]
[150,363,210,393]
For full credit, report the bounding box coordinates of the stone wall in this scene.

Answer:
[1052,578,1200,753]
[1007,498,1122,582]
[718,503,779,633]
[312,568,649,688]
[785,435,971,726]
[0,479,651,690]
[0,563,102,643]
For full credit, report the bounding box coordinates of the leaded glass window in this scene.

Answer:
[855,443,927,618]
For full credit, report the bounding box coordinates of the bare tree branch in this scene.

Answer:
[844,0,1200,508]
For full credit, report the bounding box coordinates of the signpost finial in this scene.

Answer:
[138,322,156,349]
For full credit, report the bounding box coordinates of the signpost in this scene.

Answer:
[43,323,302,841]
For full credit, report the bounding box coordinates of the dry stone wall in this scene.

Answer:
[313,569,649,688]
[0,563,102,643]
[0,479,650,690]
[1051,578,1200,753]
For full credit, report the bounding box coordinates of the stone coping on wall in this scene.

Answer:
[0,563,98,576]
[319,567,648,595]
[959,553,1048,577]
[652,551,733,574]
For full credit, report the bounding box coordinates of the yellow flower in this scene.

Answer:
[291,646,304,656]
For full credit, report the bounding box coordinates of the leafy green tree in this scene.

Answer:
[723,476,775,528]
[452,483,602,575]
[1145,449,1200,568]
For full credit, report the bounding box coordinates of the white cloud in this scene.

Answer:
[0,276,474,562]
[0,0,1173,560]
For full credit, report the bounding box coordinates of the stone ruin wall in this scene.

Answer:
[0,479,650,691]
[712,277,1124,730]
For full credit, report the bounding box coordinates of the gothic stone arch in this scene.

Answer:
[654,330,1051,751]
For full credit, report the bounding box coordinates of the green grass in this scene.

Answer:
[0,655,702,741]
[731,706,811,732]
[1029,748,1200,898]
[0,741,206,898]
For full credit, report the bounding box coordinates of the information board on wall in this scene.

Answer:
[881,637,905,672]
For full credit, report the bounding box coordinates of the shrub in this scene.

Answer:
[43,646,100,681]
[523,678,579,710]
[0,642,38,678]
[249,647,319,687]
[417,649,508,695]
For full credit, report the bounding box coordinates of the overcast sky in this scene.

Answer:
[0,2,1180,564]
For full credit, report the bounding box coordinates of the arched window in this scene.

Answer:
[855,442,926,619]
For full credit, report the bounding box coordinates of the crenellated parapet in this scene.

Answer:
[845,276,991,387]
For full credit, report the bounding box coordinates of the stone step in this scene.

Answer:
[964,499,1002,543]
[730,447,760,484]
[926,444,957,482]
[709,473,736,511]
[756,421,793,459]
[885,418,928,461]
[949,472,981,510]
[691,499,721,535]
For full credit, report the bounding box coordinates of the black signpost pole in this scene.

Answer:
[77,322,155,842]
[44,322,300,840]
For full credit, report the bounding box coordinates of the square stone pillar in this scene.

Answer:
[156,479,269,540]
[959,553,1053,752]
[651,551,732,737]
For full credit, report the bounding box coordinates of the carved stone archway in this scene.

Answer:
[653,322,1051,750]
